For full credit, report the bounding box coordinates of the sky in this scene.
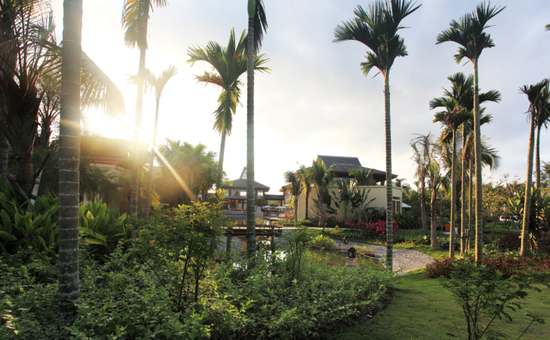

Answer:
[49,0,550,194]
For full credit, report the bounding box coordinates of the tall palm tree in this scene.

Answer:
[58,0,81,324]
[519,79,549,256]
[411,133,431,232]
[297,164,312,219]
[139,65,177,222]
[334,0,421,271]
[122,0,167,216]
[187,29,268,190]
[246,0,268,261]
[284,171,302,228]
[534,86,550,189]
[431,73,500,257]
[437,1,505,265]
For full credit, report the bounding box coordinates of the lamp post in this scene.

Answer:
[346,246,357,267]
[341,235,350,253]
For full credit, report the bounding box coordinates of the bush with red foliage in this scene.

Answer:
[425,256,550,279]
[345,220,399,238]
[498,233,521,251]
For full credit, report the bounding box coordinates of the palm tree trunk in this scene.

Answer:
[469,157,473,253]
[384,79,394,271]
[449,128,457,258]
[535,124,541,190]
[521,115,536,256]
[217,131,226,189]
[246,12,256,263]
[460,128,467,254]
[130,6,149,217]
[16,153,34,196]
[473,60,483,266]
[305,187,310,220]
[58,0,82,323]
[144,94,161,223]
[0,130,8,184]
[420,179,427,232]
[430,188,440,250]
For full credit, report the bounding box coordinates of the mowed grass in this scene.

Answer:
[329,270,550,340]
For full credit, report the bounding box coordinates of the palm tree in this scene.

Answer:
[428,154,446,251]
[137,66,177,222]
[246,0,268,261]
[310,158,335,231]
[297,164,312,219]
[334,0,421,271]
[157,140,217,202]
[187,29,268,190]
[349,167,373,186]
[436,1,505,265]
[58,0,81,324]
[122,0,168,216]
[411,134,431,233]
[0,1,125,198]
[534,85,550,189]
[519,79,549,256]
[284,171,302,228]
[431,73,500,257]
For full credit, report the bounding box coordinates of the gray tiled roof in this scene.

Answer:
[318,155,362,172]
[221,178,270,190]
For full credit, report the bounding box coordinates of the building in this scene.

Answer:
[221,167,284,210]
[295,155,403,220]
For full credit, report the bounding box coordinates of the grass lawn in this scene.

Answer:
[328,270,550,340]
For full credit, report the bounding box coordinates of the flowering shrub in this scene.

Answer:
[345,220,399,239]
[283,211,295,220]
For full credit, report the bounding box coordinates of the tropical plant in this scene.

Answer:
[330,178,374,223]
[297,164,312,219]
[349,167,373,186]
[157,140,217,202]
[187,29,268,190]
[427,141,447,250]
[0,0,125,200]
[437,1,505,265]
[519,79,550,256]
[122,0,168,216]
[309,158,335,231]
[283,170,302,228]
[431,72,501,257]
[334,0,421,271]
[246,0,268,262]
[411,134,431,232]
[133,65,178,222]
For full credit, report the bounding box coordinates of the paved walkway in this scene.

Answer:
[333,239,436,274]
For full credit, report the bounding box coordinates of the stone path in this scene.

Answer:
[333,240,436,274]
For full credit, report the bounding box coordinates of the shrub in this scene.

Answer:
[311,234,338,249]
[498,233,521,251]
[345,220,399,240]
[425,256,550,279]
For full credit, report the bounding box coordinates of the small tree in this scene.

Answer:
[284,171,302,228]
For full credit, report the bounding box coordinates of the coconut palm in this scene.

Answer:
[187,29,268,190]
[349,167,373,186]
[58,0,81,323]
[334,0,421,271]
[436,1,505,265]
[122,0,168,216]
[284,171,302,228]
[519,79,550,256]
[246,0,268,261]
[411,133,432,232]
[135,65,177,222]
